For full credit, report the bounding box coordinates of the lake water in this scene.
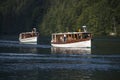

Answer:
[0,35,120,80]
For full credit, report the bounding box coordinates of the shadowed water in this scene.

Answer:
[0,36,120,80]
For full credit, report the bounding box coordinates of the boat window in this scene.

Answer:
[52,35,55,42]
[78,33,82,39]
[82,33,91,39]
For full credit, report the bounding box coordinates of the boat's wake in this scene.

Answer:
[0,40,51,48]
[0,40,19,44]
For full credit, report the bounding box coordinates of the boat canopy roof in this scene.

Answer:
[52,32,91,35]
[20,32,38,35]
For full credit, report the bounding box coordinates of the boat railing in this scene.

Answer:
[20,32,39,39]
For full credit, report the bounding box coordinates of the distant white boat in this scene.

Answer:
[51,26,92,48]
[19,28,39,44]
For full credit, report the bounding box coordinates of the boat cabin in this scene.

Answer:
[19,28,39,39]
[51,32,92,44]
[19,32,39,39]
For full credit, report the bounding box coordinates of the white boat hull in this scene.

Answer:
[19,37,37,43]
[51,40,91,48]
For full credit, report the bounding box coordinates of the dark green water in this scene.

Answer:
[0,36,120,80]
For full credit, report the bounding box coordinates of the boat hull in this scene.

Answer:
[19,37,37,43]
[51,40,91,48]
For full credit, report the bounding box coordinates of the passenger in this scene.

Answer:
[32,28,37,36]
[32,28,36,32]
[64,34,66,42]
[78,34,82,39]
[78,28,81,32]
[60,36,64,42]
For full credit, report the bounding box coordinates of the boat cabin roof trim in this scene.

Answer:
[52,32,91,35]
[20,32,38,34]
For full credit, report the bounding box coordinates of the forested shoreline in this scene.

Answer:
[0,0,120,36]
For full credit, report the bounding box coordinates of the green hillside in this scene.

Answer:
[0,0,120,36]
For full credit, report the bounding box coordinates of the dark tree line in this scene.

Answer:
[0,0,120,36]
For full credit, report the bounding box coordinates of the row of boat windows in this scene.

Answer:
[20,33,38,39]
[52,33,91,43]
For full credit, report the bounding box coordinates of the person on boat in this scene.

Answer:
[82,26,87,32]
[32,28,37,36]
[60,36,64,42]
[64,34,66,42]
[32,28,36,32]
[78,28,81,32]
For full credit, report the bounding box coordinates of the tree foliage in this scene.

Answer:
[0,0,120,36]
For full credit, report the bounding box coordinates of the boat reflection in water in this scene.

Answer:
[51,47,91,54]
[19,47,38,53]
[18,43,38,53]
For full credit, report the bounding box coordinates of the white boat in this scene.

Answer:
[19,28,39,44]
[51,26,92,48]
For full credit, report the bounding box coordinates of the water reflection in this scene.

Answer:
[19,47,38,53]
[51,47,91,54]
[19,40,38,53]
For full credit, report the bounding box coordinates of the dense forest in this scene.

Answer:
[0,0,120,36]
